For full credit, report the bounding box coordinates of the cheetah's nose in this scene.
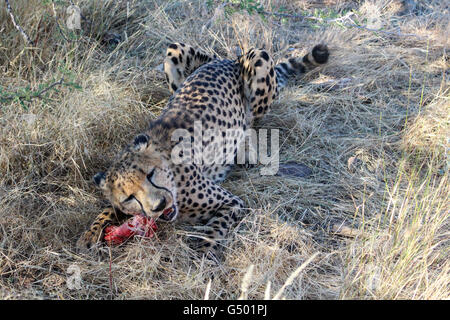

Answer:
[153,197,166,212]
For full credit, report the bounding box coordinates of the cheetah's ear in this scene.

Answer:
[133,133,150,152]
[93,172,107,189]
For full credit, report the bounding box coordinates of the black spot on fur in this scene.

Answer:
[255,88,265,96]
[260,51,269,61]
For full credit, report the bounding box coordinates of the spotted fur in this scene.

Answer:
[77,42,329,259]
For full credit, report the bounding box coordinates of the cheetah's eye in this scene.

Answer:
[124,194,135,203]
[146,169,155,182]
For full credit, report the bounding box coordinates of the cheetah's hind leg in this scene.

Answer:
[239,48,277,123]
[164,43,215,93]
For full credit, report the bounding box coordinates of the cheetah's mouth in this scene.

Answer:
[159,205,177,222]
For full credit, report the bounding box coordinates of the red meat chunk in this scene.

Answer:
[104,215,157,245]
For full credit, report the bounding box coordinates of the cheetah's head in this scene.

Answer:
[93,133,178,222]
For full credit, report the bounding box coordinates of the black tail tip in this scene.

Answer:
[312,44,329,64]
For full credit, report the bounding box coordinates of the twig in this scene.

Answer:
[1,77,65,103]
[4,0,34,45]
[34,77,65,97]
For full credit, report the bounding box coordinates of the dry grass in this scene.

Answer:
[0,0,448,299]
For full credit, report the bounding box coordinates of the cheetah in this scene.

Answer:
[77,42,329,259]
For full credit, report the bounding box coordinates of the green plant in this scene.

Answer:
[0,67,81,108]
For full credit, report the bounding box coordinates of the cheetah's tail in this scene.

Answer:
[275,44,329,91]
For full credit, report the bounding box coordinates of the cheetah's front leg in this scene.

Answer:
[178,174,246,259]
[196,196,245,260]
[77,207,130,251]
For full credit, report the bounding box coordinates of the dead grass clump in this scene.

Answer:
[402,94,450,171]
[340,162,449,299]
